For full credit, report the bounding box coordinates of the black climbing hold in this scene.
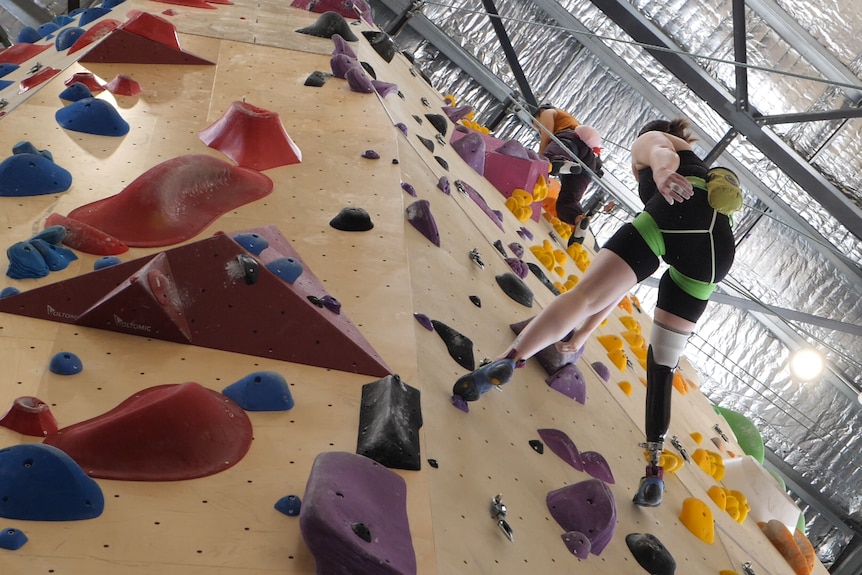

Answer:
[330,206,374,231]
[236,253,259,285]
[362,31,396,63]
[417,135,434,152]
[527,262,561,296]
[296,11,358,41]
[495,273,534,308]
[434,156,449,171]
[351,522,372,542]
[397,91,405,100]
[625,533,676,575]
[359,61,376,79]
[307,295,324,308]
[430,319,475,370]
[427,458,439,468]
[357,374,423,471]
[493,239,507,257]
[412,114,423,125]
[420,97,430,107]
[392,158,399,164]
[424,113,448,137]
[361,150,380,159]
[469,295,481,308]
[529,439,544,454]
[304,71,330,87]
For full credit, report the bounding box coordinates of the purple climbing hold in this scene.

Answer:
[299,452,417,575]
[401,182,417,197]
[362,150,380,159]
[372,80,398,98]
[580,451,615,484]
[518,227,533,241]
[405,199,440,246]
[508,242,524,259]
[345,66,375,93]
[451,131,486,174]
[504,257,529,279]
[547,479,617,556]
[330,53,359,79]
[457,180,504,231]
[537,428,583,472]
[562,531,591,559]
[320,295,341,314]
[451,394,469,413]
[495,139,531,160]
[395,123,408,136]
[545,363,587,403]
[413,313,433,331]
[331,33,357,58]
[591,361,611,382]
[441,104,473,123]
[436,176,450,195]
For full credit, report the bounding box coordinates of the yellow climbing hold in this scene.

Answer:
[563,275,579,291]
[608,349,627,371]
[553,249,567,265]
[532,176,548,201]
[618,295,633,314]
[554,265,566,277]
[690,431,703,444]
[619,315,641,332]
[679,497,715,544]
[642,449,684,474]
[618,381,633,395]
[707,485,727,511]
[719,571,740,575]
[691,449,725,480]
[597,335,624,352]
[622,330,645,348]
[673,371,689,394]
[630,345,648,361]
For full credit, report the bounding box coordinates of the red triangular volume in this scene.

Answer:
[76,252,192,343]
[0,227,390,377]
[81,12,213,65]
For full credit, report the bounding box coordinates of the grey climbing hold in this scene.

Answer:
[356,374,423,471]
[434,156,449,171]
[527,262,561,295]
[424,113,448,136]
[304,71,330,87]
[495,273,533,307]
[361,31,396,62]
[625,533,676,575]
[430,319,474,370]
[416,135,434,152]
[296,11,358,41]
[330,207,374,231]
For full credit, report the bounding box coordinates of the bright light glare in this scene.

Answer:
[789,348,825,381]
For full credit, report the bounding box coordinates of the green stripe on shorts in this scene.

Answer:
[669,266,717,300]
[632,211,665,258]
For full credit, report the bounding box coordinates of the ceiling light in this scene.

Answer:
[788,348,825,381]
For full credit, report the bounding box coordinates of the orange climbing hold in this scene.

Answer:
[597,335,623,352]
[618,295,633,313]
[759,519,813,575]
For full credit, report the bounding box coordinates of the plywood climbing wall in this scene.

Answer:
[0,1,826,575]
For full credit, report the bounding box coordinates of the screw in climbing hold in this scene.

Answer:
[670,436,690,462]
[742,561,757,575]
[713,424,729,442]
[490,494,514,542]
[469,248,484,270]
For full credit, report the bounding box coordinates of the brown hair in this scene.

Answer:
[637,118,696,142]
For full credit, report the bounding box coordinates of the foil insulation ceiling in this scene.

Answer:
[370,0,862,566]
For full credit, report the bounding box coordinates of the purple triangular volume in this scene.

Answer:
[0,226,391,377]
[451,131,485,174]
[456,180,504,232]
[405,199,440,246]
[545,363,587,403]
[562,531,591,559]
[441,105,473,123]
[511,317,583,375]
[547,479,617,556]
[537,428,583,472]
[495,140,531,160]
[580,451,615,484]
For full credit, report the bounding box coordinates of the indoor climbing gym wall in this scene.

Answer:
[0,1,827,575]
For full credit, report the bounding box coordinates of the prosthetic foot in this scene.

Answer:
[633,464,665,507]
[452,359,516,402]
[549,160,582,176]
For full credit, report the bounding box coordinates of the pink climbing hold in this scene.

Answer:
[105,74,142,96]
[0,396,59,437]
[66,155,273,247]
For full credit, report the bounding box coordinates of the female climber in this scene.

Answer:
[453,117,739,507]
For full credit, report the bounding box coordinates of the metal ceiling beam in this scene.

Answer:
[587,0,862,243]
[745,0,862,105]
[758,107,862,125]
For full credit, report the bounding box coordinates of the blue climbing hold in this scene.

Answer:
[275,494,302,516]
[232,232,269,255]
[78,7,111,26]
[55,27,86,51]
[0,64,19,79]
[12,141,52,161]
[55,98,130,137]
[266,257,303,284]
[52,14,75,27]
[30,224,66,245]
[58,82,94,102]
[0,287,20,298]
[49,351,83,375]
[30,239,77,272]
[16,27,41,43]
[0,80,12,91]
[101,0,127,8]
[0,527,28,550]
[6,242,49,279]
[37,22,60,38]
[0,153,73,197]
[0,443,104,521]
[94,255,122,270]
[222,371,295,411]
